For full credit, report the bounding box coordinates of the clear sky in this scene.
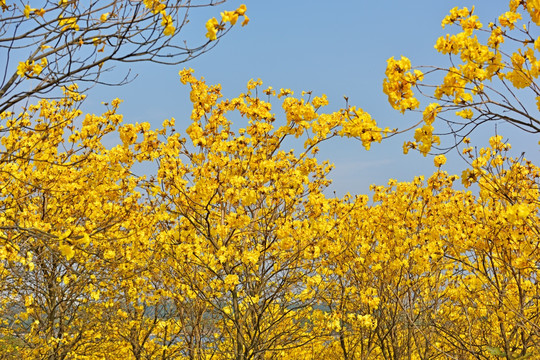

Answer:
[82,0,540,197]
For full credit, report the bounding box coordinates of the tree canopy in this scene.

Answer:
[1,1,540,360]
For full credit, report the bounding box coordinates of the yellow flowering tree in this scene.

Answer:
[0,66,384,359]
[383,1,540,155]
[1,70,539,360]
[0,86,167,358]
[309,172,454,360]
[378,3,540,355]
[433,137,540,359]
[150,70,383,359]
[306,141,540,359]
[2,1,540,359]
[0,0,247,113]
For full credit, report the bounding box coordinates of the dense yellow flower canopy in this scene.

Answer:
[1,1,540,359]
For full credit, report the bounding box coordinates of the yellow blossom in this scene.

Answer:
[433,154,447,167]
[205,17,219,41]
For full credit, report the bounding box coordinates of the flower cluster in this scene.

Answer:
[205,4,248,41]
[16,58,48,78]
[383,56,423,113]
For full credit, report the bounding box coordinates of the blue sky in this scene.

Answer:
[82,0,540,197]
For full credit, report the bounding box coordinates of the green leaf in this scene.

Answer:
[485,346,506,357]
